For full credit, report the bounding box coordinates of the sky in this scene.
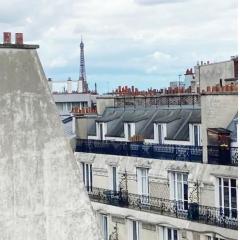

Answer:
[0,0,237,93]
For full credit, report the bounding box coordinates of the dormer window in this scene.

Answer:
[125,123,135,140]
[154,123,166,144]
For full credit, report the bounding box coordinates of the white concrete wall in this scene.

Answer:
[201,93,238,163]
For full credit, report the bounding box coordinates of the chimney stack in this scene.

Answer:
[3,32,11,44]
[15,33,23,45]
[67,77,72,93]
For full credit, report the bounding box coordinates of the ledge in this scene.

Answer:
[0,43,39,49]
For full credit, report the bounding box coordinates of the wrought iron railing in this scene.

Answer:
[88,187,238,230]
[208,146,238,166]
[76,139,203,163]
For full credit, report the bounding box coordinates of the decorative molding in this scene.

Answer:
[112,215,126,224]
[134,158,153,168]
[142,222,156,231]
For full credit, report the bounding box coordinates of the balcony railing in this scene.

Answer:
[88,187,238,230]
[208,146,238,166]
[76,139,203,163]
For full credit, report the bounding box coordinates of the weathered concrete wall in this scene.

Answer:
[96,96,114,115]
[0,48,102,240]
[195,60,235,91]
[201,93,238,163]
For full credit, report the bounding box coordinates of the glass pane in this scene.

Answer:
[183,174,188,182]
[158,125,162,144]
[223,179,229,187]
[194,125,199,146]
[184,183,188,201]
[112,167,117,191]
[173,230,178,240]
[177,182,183,200]
[82,163,85,184]
[177,173,181,182]
[231,188,237,208]
[133,221,137,240]
[219,178,222,186]
[219,185,222,207]
[86,164,89,191]
[168,228,172,240]
[231,179,236,187]
[224,187,229,207]
[90,164,93,191]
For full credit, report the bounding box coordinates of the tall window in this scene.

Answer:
[137,168,149,203]
[131,220,139,240]
[100,214,108,240]
[112,166,117,192]
[170,172,188,210]
[166,228,178,240]
[82,162,93,192]
[218,178,237,218]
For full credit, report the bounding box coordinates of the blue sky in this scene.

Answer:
[0,0,237,93]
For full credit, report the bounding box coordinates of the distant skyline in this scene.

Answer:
[0,0,237,93]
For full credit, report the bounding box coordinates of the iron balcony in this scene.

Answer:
[88,187,238,230]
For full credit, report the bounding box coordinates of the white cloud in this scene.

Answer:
[0,0,237,91]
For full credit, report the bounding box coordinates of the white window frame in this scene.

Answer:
[217,177,237,219]
[128,220,140,240]
[100,214,108,240]
[81,162,93,192]
[170,172,188,211]
[137,168,149,204]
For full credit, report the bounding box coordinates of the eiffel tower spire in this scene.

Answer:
[79,38,88,92]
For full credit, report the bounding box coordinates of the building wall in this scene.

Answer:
[195,60,235,91]
[93,203,237,240]
[201,93,238,163]
[75,152,238,207]
[97,96,115,115]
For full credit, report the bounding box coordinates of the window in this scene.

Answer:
[81,162,93,192]
[137,168,149,203]
[167,228,178,240]
[218,178,237,218]
[100,214,108,240]
[131,220,139,240]
[112,166,117,192]
[99,123,103,140]
[193,124,201,146]
[170,172,188,210]
[207,236,225,240]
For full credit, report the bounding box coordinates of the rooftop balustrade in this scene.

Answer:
[76,139,203,163]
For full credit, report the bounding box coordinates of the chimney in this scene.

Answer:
[15,33,23,45]
[77,79,83,93]
[48,78,53,92]
[67,77,72,93]
[3,32,11,44]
